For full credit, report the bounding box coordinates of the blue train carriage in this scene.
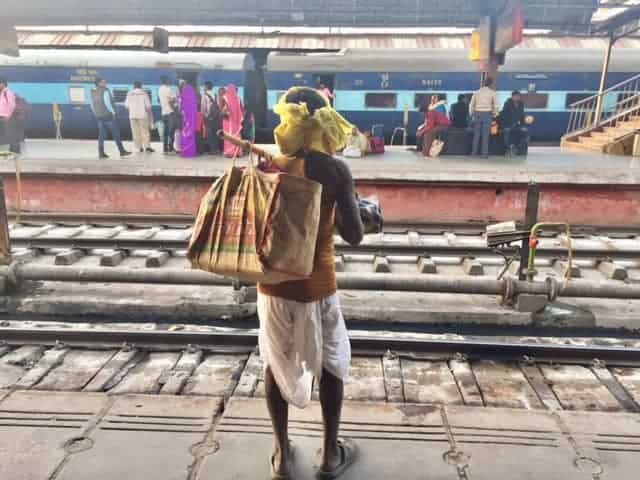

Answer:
[0,49,255,139]
[266,47,640,143]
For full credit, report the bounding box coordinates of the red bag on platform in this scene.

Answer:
[369,136,385,154]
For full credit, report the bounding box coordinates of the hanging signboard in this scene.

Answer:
[495,3,524,54]
[469,16,491,62]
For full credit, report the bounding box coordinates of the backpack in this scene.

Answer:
[13,95,30,122]
[205,93,221,126]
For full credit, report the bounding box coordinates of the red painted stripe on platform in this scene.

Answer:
[2,176,639,227]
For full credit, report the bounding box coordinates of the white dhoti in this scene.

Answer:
[257,292,351,409]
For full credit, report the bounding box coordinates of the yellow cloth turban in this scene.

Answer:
[274,87,353,157]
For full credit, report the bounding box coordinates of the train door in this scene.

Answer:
[177,71,200,91]
[313,74,336,104]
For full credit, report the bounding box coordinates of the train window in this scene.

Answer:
[521,93,548,109]
[565,93,595,109]
[112,89,129,103]
[414,93,447,110]
[365,93,397,109]
[68,86,86,104]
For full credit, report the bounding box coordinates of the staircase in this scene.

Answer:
[561,73,640,155]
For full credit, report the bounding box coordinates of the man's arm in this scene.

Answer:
[104,91,115,115]
[469,93,476,113]
[334,160,364,246]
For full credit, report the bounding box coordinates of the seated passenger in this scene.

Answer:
[500,90,530,155]
[418,94,450,157]
[415,104,428,151]
[450,94,470,129]
[343,127,365,158]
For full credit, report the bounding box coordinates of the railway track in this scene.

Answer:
[8,220,640,264]
[1,321,640,412]
[9,213,640,235]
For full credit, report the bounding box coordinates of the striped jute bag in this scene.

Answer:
[187,154,322,284]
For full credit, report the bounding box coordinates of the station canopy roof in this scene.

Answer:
[2,0,608,33]
[14,31,640,52]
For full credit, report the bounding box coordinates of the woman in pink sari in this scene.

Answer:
[222,84,245,157]
[179,79,198,158]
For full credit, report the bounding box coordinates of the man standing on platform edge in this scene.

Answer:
[158,76,176,154]
[201,81,221,155]
[90,77,131,159]
[258,87,364,479]
[470,77,499,157]
[125,81,155,154]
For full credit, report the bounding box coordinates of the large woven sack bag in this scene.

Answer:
[187,158,322,284]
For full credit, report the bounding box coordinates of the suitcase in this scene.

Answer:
[369,124,385,154]
[441,128,472,155]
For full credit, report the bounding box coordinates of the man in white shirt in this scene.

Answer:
[158,76,176,154]
[469,77,499,157]
[125,81,154,153]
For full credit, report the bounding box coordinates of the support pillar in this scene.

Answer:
[594,33,615,127]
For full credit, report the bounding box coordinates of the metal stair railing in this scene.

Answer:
[565,73,640,141]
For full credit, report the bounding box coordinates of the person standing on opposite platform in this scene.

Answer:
[258,87,364,479]
[318,82,334,105]
[469,77,499,157]
[450,94,470,129]
[0,78,16,149]
[90,78,131,159]
[158,76,176,154]
[178,79,198,158]
[201,81,222,155]
[221,84,244,157]
[125,81,154,154]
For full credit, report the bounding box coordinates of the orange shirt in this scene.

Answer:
[258,156,337,303]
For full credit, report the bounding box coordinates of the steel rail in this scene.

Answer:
[1,326,639,366]
[8,214,640,236]
[8,236,640,261]
[3,264,640,300]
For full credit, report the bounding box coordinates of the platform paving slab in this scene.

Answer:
[0,390,108,480]
[199,397,622,480]
[1,391,639,479]
[57,394,221,480]
[444,405,573,480]
[201,397,457,480]
[559,409,640,479]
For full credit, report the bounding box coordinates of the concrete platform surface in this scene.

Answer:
[4,139,640,184]
[1,391,637,480]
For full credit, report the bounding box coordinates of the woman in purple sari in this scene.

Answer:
[179,79,198,158]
